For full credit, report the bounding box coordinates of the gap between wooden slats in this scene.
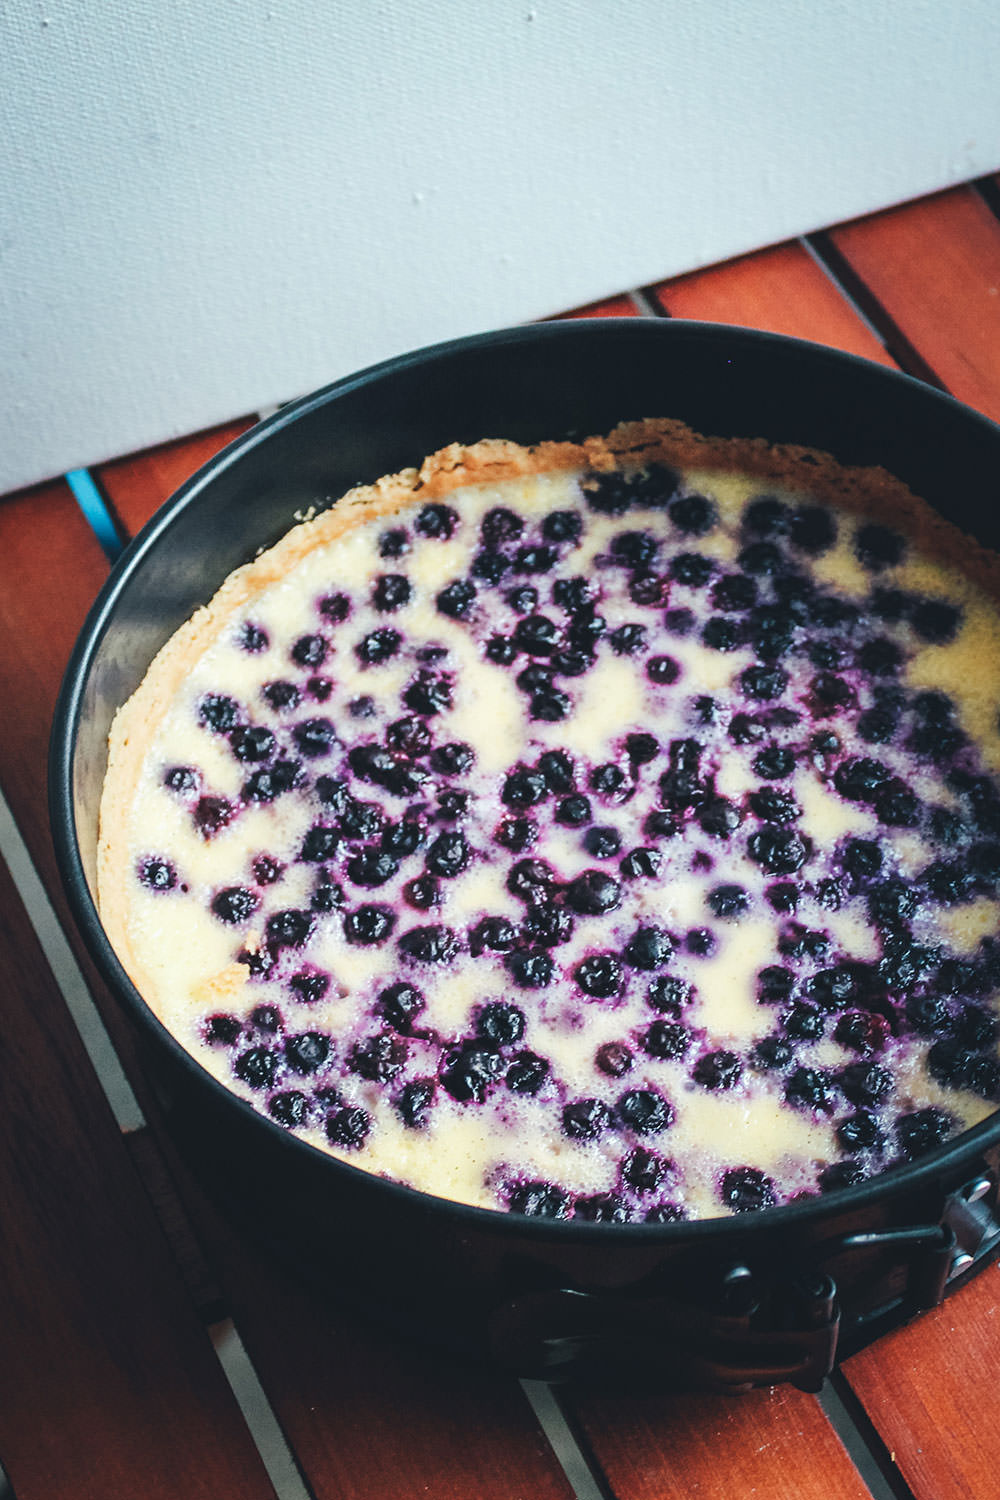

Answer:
[0,854,276,1500]
[820,185,1000,423]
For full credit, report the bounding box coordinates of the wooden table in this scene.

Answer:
[3,178,1000,1500]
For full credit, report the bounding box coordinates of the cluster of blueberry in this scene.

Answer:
[134,457,1000,1220]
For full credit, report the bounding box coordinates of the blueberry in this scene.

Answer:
[620,847,661,880]
[624,926,674,970]
[485,634,517,665]
[737,664,785,702]
[441,1043,504,1102]
[480,505,523,545]
[251,1005,282,1036]
[911,599,961,643]
[857,638,903,676]
[622,1148,670,1192]
[506,1051,550,1093]
[834,1011,889,1053]
[697,797,741,838]
[522,903,574,947]
[138,856,177,892]
[502,767,548,808]
[370,573,411,613]
[874,779,921,828]
[549,649,593,677]
[617,1089,673,1133]
[415,503,458,538]
[552,576,593,612]
[707,884,750,919]
[747,826,809,876]
[743,495,788,536]
[645,1203,687,1224]
[269,1091,309,1128]
[348,745,427,797]
[642,1020,691,1059]
[562,1097,612,1140]
[396,1079,435,1129]
[531,689,571,721]
[789,504,836,554]
[238,621,270,653]
[693,1050,742,1089]
[810,673,854,714]
[507,585,539,614]
[314,775,348,812]
[550,795,588,830]
[567,869,622,914]
[647,975,691,1014]
[684,927,716,957]
[234,1047,279,1090]
[834,757,891,803]
[748,788,799,824]
[837,1061,892,1108]
[199,693,240,732]
[341,798,388,841]
[805,964,861,1009]
[325,1105,372,1148]
[784,1002,825,1040]
[507,857,558,904]
[504,949,555,988]
[384,716,429,758]
[319,592,351,621]
[923,859,974,905]
[344,905,396,945]
[766,883,799,912]
[473,552,512,585]
[669,493,716,535]
[645,810,680,840]
[164,765,198,794]
[378,980,425,1032]
[819,1162,867,1194]
[954,1004,999,1048]
[581,828,620,864]
[436,579,477,619]
[204,1013,242,1045]
[283,1031,331,1076]
[312,876,346,913]
[349,1031,407,1083]
[858,707,898,744]
[895,1107,951,1159]
[514,612,561,657]
[398,923,460,963]
[508,1181,570,1218]
[288,717,335,759]
[355,627,402,665]
[378,526,410,559]
[738,541,783,575]
[242,758,302,804]
[542,509,583,543]
[784,1066,836,1112]
[289,971,331,1005]
[230,725,275,763]
[752,746,796,779]
[474,1001,525,1047]
[752,1036,793,1070]
[210,885,259,923]
[342,848,396,889]
[720,1166,777,1214]
[611,530,657,568]
[749,604,795,660]
[669,551,715,586]
[595,1041,634,1077]
[778,925,830,961]
[757,966,794,1005]
[647,655,681,684]
[711,574,758,612]
[608,622,646,656]
[729,713,766,746]
[702,617,743,651]
[856,524,905,570]
[495,817,537,851]
[663,607,695,636]
[422,830,468,879]
[468,915,519,956]
[575,1194,632,1223]
[529,752,572,798]
[574,954,623,998]
[290,634,327,669]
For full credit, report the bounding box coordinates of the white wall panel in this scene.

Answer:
[2,0,999,490]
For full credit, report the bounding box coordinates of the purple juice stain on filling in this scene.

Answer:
[148,468,1000,1220]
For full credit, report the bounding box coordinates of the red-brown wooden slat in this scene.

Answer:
[841,1266,1000,1500]
[63,436,578,1498]
[826,186,1000,422]
[571,1384,871,1500]
[0,856,276,1500]
[651,240,895,367]
[98,417,257,536]
[555,292,639,319]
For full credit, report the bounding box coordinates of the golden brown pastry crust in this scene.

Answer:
[98,416,1000,1006]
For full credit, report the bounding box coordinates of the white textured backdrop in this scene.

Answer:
[2,0,999,491]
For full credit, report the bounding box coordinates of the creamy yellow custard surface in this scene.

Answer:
[99,424,1000,1221]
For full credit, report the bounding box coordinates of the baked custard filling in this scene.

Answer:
[99,421,1000,1222]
